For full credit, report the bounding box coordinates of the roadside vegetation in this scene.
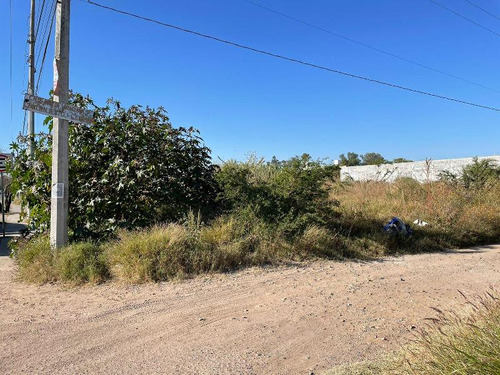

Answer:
[327,290,500,375]
[7,95,500,285]
[10,156,500,285]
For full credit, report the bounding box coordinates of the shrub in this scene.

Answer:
[11,154,500,286]
[8,134,52,233]
[216,153,339,236]
[439,157,500,190]
[9,93,219,240]
[461,158,500,189]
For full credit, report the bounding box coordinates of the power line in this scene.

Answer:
[36,0,56,93]
[35,0,55,70]
[243,0,500,94]
[429,0,500,37]
[84,0,500,112]
[34,0,47,41]
[464,0,500,22]
[35,1,49,59]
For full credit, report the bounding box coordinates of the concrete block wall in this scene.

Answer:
[340,156,500,183]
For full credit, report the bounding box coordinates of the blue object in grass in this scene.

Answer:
[384,217,413,236]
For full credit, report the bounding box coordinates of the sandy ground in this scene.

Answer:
[0,208,499,374]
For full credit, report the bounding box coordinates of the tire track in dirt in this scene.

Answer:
[0,245,499,374]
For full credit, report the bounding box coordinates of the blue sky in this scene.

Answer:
[1,0,499,162]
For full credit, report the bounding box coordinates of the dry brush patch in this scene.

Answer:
[331,179,500,255]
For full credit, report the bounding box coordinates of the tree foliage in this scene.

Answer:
[361,152,387,165]
[393,157,412,163]
[9,94,219,239]
[9,133,52,231]
[339,152,361,166]
[339,152,389,166]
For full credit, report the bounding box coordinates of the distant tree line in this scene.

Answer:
[338,152,412,166]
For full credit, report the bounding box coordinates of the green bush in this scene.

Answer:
[216,154,339,236]
[9,93,219,240]
[439,157,500,190]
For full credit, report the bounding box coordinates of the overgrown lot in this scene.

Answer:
[11,157,500,285]
[334,175,500,256]
[8,95,500,284]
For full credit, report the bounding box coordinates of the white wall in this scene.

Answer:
[340,156,500,183]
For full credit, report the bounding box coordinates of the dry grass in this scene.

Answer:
[105,214,291,283]
[332,179,500,255]
[14,236,56,283]
[13,236,108,285]
[402,289,500,374]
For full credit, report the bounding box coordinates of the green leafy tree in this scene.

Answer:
[9,93,219,239]
[339,152,361,166]
[9,133,52,231]
[361,152,387,166]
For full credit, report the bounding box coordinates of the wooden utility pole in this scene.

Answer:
[50,0,70,248]
[28,0,36,156]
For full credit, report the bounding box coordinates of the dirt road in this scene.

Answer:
[0,244,499,375]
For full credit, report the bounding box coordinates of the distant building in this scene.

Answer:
[340,156,500,183]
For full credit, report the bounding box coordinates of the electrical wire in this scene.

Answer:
[429,0,500,37]
[35,0,55,70]
[84,0,500,112]
[34,0,47,41]
[35,0,56,93]
[464,0,500,22]
[244,0,499,94]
